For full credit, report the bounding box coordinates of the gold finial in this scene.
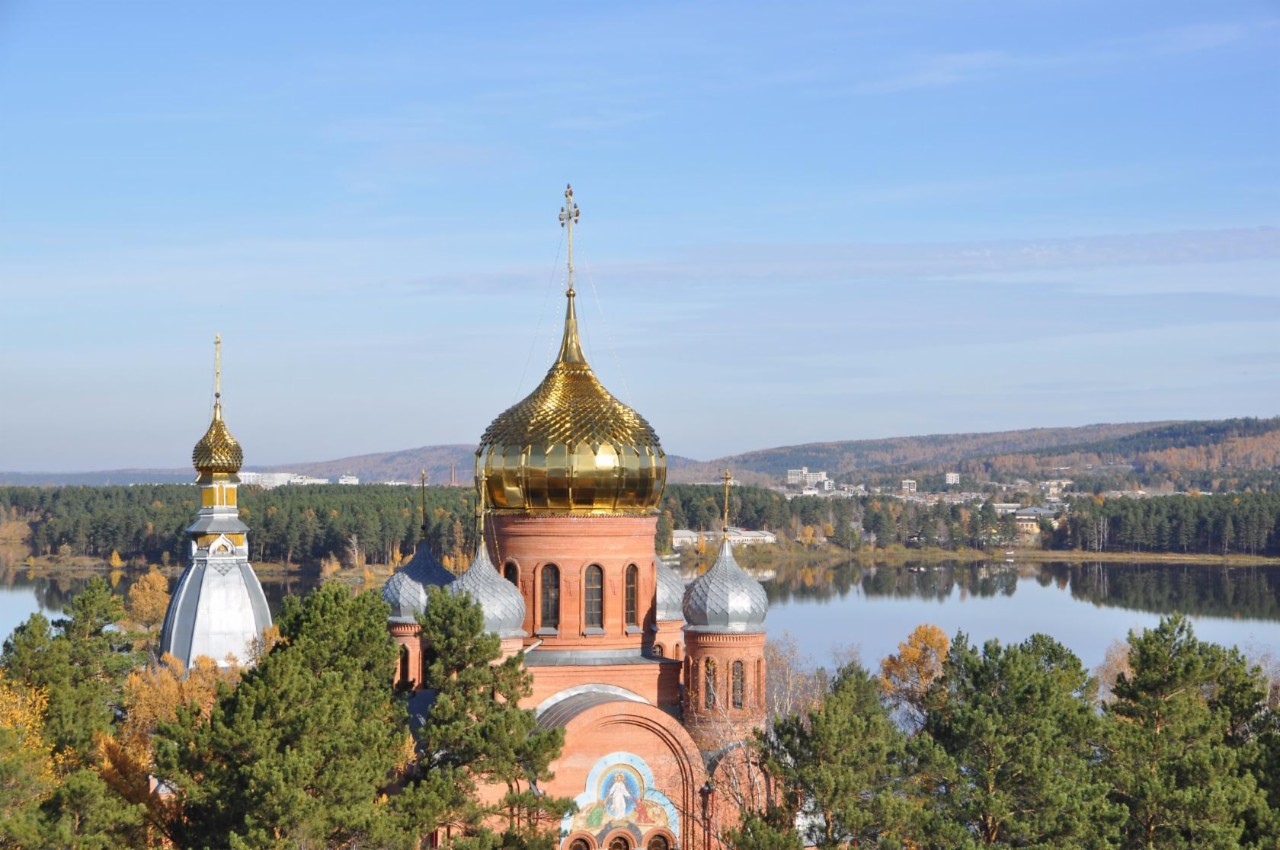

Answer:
[419,469,428,538]
[193,334,243,475]
[722,469,732,532]
[559,183,581,296]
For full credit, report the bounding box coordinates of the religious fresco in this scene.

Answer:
[562,752,679,845]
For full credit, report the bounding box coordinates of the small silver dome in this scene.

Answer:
[655,556,685,622]
[450,542,527,639]
[682,539,768,633]
[383,541,455,624]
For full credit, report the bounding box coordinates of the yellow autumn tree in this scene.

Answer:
[879,623,950,728]
[97,654,239,838]
[126,570,171,634]
[0,670,59,842]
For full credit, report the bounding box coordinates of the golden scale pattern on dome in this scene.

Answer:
[193,405,244,475]
[192,334,244,476]
[476,185,666,515]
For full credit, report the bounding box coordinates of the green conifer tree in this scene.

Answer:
[919,633,1122,848]
[1104,614,1272,849]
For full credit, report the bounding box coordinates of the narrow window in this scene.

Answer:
[625,564,639,626]
[704,659,717,710]
[541,565,560,629]
[504,561,519,586]
[653,644,664,658]
[732,660,745,709]
[757,658,764,708]
[398,645,410,686]
[585,565,604,629]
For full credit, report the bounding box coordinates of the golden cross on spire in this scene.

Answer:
[723,469,733,532]
[558,183,581,296]
[213,333,222,402]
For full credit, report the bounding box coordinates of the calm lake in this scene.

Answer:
[3,559,1280,672]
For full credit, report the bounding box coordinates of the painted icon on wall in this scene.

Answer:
[563,752,679,845]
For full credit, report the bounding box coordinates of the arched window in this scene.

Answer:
[652,644,664,658]
[647,835,671,850]
[704,659,717,710]
[398,645,410,686]
[625,564,639,627]
[569,840,591,850]
[541,565,560,630]
[674,642,682,661]
[732,660,745,709]
[585,565,604,629]
[504,561,519,586]
[608,837,630,850]
[757,658,765,708]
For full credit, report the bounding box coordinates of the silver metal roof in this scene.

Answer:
[655,556,685,622]
[382,541,455,624]
[536,692,633,730]
[682,538,768,633]
[450,541,527,638]
[160,555,272,668]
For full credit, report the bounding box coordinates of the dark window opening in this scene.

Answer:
[732,660,745,709]
[705,659,717,710]
[585,565,604,629]
[625,564,639,626]
[541,565,560,629]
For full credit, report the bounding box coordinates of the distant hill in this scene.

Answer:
[666,422,1172,483]
[5,417,1277,491]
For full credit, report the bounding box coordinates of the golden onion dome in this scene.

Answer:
[192,399,244,475]
[476,288,666,515]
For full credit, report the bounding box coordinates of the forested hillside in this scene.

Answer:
[673,416,1280,493]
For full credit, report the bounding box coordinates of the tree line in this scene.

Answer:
[6,483,1280,569]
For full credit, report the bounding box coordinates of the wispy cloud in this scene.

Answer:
[857,20,1270,93]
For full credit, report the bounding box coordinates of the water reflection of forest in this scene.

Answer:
[763,560,1280,621]
[0,562,315,620]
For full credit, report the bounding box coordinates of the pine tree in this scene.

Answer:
[760,662,916,848]
[394,587,568,847]
[1104,614,1272,849]
[152,584,408,850]
[919,633,1122,848]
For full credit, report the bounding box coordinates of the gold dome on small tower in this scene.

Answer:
[192,334,244,476]
[475,186,666,515]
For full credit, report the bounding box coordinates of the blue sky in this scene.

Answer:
[0,1,1276,471]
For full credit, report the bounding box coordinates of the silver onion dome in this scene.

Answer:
[655,556,685,622]
[383,542,455,624]
[451,541,527,639]
[682,538,768,633]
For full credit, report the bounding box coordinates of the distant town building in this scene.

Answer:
[671,528,778,549]
[786,466,830,488]
[901,479,917,494]
[338,474,360,485]
[1039,478,1073,498]
[945,472,961,485]
[238,471,330,488]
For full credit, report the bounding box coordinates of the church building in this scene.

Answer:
[382,187,771,850]
[160,336,273,669]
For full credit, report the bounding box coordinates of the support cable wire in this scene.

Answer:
[579,252,636,410]
[512,231,566,406]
